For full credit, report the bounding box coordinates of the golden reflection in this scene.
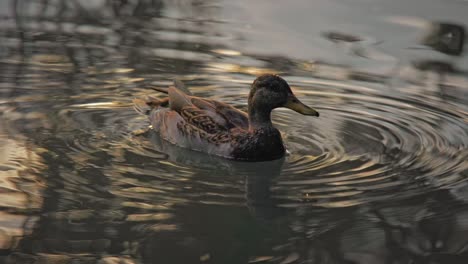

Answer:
[0,130,46,251]
[3,54,75,73]
[121,202,172,210]
[148,224,178,232]
[104,77,145,84]
[86,67,135,75]
[71,101,131,109]
[152,48,213,61]
[316,199,364,208]
[384,16,429,29]
[329,175,394,185]
[200,253,211,262]
[249,256,275,263]
[211,49,242,56]
[126,213,174,222]
[118,187,167,193]
[30,54,71,64]
[302,191,362,199]
[205,62,278,75]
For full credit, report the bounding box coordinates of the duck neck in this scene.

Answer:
[248,107,274,131]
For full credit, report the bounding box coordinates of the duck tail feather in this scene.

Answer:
[133,96,166,113]
[173,79,193,95]
[150,87,169,94]
[133,98,152,115]
[148,79,192,95]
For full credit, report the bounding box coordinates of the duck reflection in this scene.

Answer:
[134,132,286,263]
[148,132,285,221]
[143,133,468,264]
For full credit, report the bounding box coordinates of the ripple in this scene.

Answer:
[269,79,468,208]
[51,74,468,210]
[2,12,466,210]
[2,0,467,261]
[4,66,465,212]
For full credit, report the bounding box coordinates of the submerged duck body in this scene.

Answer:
[134,74,319,161]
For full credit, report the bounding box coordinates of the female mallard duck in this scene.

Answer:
[134,74,319,161]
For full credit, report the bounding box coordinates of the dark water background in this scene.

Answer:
[1,0,468,263]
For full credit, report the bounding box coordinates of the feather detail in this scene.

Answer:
[133,74,315,161]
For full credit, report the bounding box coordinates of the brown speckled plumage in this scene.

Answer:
[133,74,319,161]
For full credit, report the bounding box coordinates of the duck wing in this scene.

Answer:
[168,87,232,134]
[190,98,249,129]
[167,85,248,130]
[147,79,249,129]
[142,84,252,158]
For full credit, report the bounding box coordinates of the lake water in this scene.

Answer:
[1,0,468,263]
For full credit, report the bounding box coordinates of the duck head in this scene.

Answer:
[248,74,319,129]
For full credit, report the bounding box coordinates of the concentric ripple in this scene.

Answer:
[273,79,468,208]
[7,73,463,211]
[41,76,462,212]
[2,0,468,262]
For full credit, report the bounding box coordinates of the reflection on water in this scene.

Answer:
[1,0,468,263]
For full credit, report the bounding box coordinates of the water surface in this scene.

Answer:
[1,0,468,263]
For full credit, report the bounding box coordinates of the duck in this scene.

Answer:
[133,74,319,161]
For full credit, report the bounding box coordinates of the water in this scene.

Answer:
[1,0,468,263]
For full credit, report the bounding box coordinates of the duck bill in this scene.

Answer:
[284,95,319,117]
